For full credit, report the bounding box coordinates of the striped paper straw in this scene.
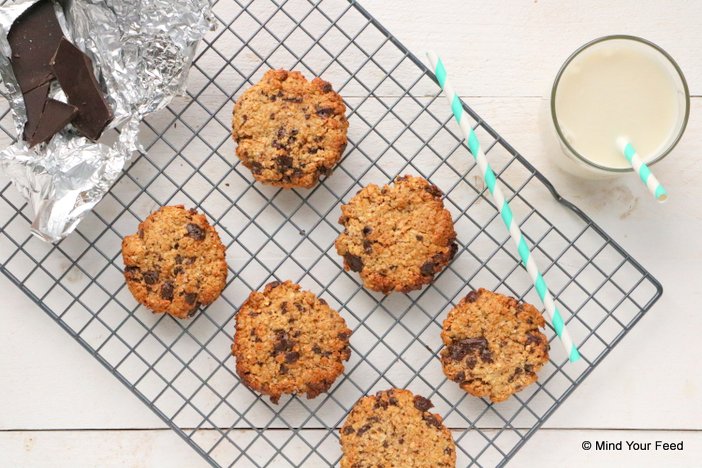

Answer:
[616,137,668,202]
[427,51,580,363]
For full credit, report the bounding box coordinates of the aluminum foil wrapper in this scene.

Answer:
[0,0,214,242]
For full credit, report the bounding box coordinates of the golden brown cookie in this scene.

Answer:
[231,69,348,188]
[440,289,549,403]
[232,280,351,404]
[340,388,456,468]
[121,205,228,319]
[335,175,458,294]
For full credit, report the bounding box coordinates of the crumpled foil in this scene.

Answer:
[0,0,214,242]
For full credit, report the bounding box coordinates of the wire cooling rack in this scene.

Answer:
[0,0,662,466]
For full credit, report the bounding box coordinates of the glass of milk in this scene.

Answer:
[550,35,689,177]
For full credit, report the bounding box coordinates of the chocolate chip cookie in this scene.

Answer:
[335,175,458,294]
[232,69,348,188]
[340,388,456,468]
[440,289,550,403]
[121,205,228,319]
[232,280,351,404]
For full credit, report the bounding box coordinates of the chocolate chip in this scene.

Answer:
[283,96,303,103]
[186,223,205,241]
[448,242,459,260]
[184,292,198,305]
[398,437,404,444]
[175,255,184,264]
[524,364,534,373]
[143,271,159,285]
[388,396,399,406]
[444,447,453,455]
[267,280,281,289]
[465,290,480,303]
[382,440,389,448]
[173,266,183,275]
[362,226,372,236]
[420,261,435,276]
[413,395,434,412]
[160,282,174,301]
[124,265,140,275]
[250,161,263,174]
[455,371,465,382]
[316,106,334,118]
[374,397,389,410]
[318,298,327,306]
[362,239,373,254]
[422,414,442,429]
[279,363,288,374]
[526,333,542,346]
[321,82,333,93]
[425,183,443,198]
[187,303,200,317]
[317,165,329,176]
[308,146,319,154]
[269,113,275,120]
[466,357,477,369]
[480,348,493,363]
[285,351,300,363]
[448,337,488,361]
[306,381,330,399]
[337,331,350,341]
[356,424,372,436]
[276,155,293,170]
[342,426,355,435]
[312,345,323,355]
[273,330,294,354]
[138,229,144,239]
[415,234,424,241]
[344,253,363,272]
[304,113,310,120]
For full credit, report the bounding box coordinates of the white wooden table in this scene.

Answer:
[2,1,701,466]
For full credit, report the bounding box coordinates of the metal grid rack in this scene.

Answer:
[0,0,662,466]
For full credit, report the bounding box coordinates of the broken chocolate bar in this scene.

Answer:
[22,83,50,142]
[28,99,77,148]
[50,38,112,141]
[8,0,65,93]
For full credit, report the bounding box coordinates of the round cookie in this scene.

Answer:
[121,205,228,319]
[440,289,550,403]
[232,69,348,188]
[340,388,456,468]
[335,175,458,294]
[232,280,351,404]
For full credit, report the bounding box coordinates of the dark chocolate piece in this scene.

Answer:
[28,99,77,147]
[50,38,112,140]
[8,0,65,93]
[22,83,50,141]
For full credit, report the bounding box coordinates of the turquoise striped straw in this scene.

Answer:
[616,138,668,202]
[427,51,580,363]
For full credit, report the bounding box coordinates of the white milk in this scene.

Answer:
[552,37,687,172]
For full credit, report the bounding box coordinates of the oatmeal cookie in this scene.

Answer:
[232,69,348,188]
[121,205,228,319]
[335,175,458,293]
[440,289,549,402]
[233,280,351,403]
